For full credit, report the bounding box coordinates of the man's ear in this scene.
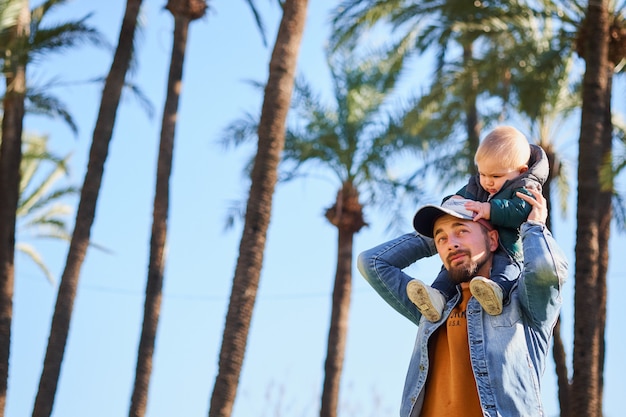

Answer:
[488,230,499,252]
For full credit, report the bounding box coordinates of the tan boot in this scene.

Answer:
[469,276,503,315]
[407,279,445,322]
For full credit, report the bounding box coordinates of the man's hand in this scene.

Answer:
[516,189,547,224]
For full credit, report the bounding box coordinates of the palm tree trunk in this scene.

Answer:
[593,65,613,417]
[320,183,365,417]
[571,0,610,415]
[320,227,353,417]
[552,318,570,417]
[0,2,30,413]
[207,1,309,416]
[128,1,202,414]
[32,1,143,416]
[0,79,24,417]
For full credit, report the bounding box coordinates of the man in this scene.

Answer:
[357,189,568,417]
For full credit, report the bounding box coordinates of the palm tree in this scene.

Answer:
[569,1,626,414]
[128,1,206,416]
[525,2,626,415]
[0,2,29,411]
[32,1,144,416]
[208,1,309,416]
[1,1,100,414]
[572,3,611,414]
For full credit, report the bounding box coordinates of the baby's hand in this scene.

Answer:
[465,201,491,221]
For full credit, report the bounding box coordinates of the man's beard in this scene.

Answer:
[447,250,490,284]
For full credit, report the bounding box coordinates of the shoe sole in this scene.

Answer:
[470,281,502,315]
[407,281,441,322]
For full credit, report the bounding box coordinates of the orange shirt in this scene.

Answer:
[420,283,483,417]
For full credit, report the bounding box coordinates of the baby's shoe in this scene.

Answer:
[469,276,503,315]
[407,279,445,322]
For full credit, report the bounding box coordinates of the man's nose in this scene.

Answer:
[447,237,460,249]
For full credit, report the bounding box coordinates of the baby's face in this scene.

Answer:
[477,161,526,196]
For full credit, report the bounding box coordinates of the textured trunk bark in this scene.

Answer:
[320,227,353,417]
[208,2,308,416]
[128,1,201,414]
[571,1,610,415]
[320,182,365,417]
[593,64,613,417]
[0,2,29,414]
[32,1,143,416]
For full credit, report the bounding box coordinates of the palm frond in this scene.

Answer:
[25,89,78,134]
[219,111,260,149]
[243,0,268,47]
[612,192,626,230]
[329,0,404,51]
[15,242,55,285]
[29,2,107,60]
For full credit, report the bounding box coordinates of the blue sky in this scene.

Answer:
[8,1,626,417]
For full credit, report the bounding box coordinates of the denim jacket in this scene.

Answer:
[357,222,568,417]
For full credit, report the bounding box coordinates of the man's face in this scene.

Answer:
[432,215,498,283]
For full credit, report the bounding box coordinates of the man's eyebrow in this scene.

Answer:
[434,221,470,237]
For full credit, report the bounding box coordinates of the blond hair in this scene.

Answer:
[475,126,531,170]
